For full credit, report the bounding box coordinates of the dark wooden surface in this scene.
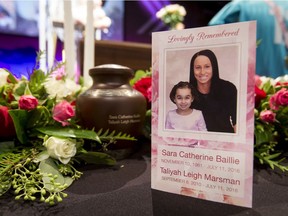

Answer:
[78,40,151,74]
[1,143,288,216]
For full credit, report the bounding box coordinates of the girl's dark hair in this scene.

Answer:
[189,49,220,95]
[169,81,197,104]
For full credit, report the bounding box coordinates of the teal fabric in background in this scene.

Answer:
[209,0,288,78]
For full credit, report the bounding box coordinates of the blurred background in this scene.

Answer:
[0,0,229,78]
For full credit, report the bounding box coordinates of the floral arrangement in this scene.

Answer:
[0,53,135,205]
[254,75,288,172]
[156,4,186,30]
[130,69,152,139]
[1,51,288,206]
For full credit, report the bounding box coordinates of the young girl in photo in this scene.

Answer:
[165,81,207,131]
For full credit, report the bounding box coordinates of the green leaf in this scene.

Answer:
[29,69,46,86]
[24,84,32,95]
[262,80,275,94]
[97,129,137,141]
[39,158,73,192]
[34,150,49,162]
[77,151,116,165]
[263,155,288,172]
[35,127,102,143]
[254,122,274,146]
[129,70,150,86]
[13,81,27,99]
[265,152,282,160]
[8,109,28,144]
[7,70,18,84]
[146,109,151,117]
[29,69,47,97]
[63,176,74,188]
[26,106,51,128]
[0,141,15,154]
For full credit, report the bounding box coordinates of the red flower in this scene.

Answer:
[133,77,152,101]
[70,100,76,106]
[0,106,16,138]
[52,101,75,126]
[275,81,288,86]
[255,86,266,107]
[19,95,38,110]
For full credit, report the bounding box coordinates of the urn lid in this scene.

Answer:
[89,64,133,77]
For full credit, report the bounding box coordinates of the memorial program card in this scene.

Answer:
[151,21,256,207]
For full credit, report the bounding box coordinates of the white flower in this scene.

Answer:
[260,76,276,87]
[43,136,77,164]
[0,69,10,87]
[275,74,288,83]
[156,8,166,18]
[155,4,186,30]
[44,78,67,99]
[65,78,82,95]
[178,6,187,16]
[43,77,81,100]
[165,4,180,13]
[156,4,186,18]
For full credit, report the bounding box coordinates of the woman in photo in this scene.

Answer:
[165,81,207,131]
[190,49,237,133]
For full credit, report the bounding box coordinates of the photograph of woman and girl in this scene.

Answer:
[165,49,237,133]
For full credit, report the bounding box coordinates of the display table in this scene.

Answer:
[0,142,288,216]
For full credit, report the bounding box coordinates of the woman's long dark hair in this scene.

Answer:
[189,49,221,96]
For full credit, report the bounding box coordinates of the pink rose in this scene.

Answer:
[260,110,276,123]
[0,106,16,137]
[269,88,288,110]
[19,95,38,110]
[52,101,75,126]
[51,66,66,80]
[275,88,288,105]
[269,95,278,110]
